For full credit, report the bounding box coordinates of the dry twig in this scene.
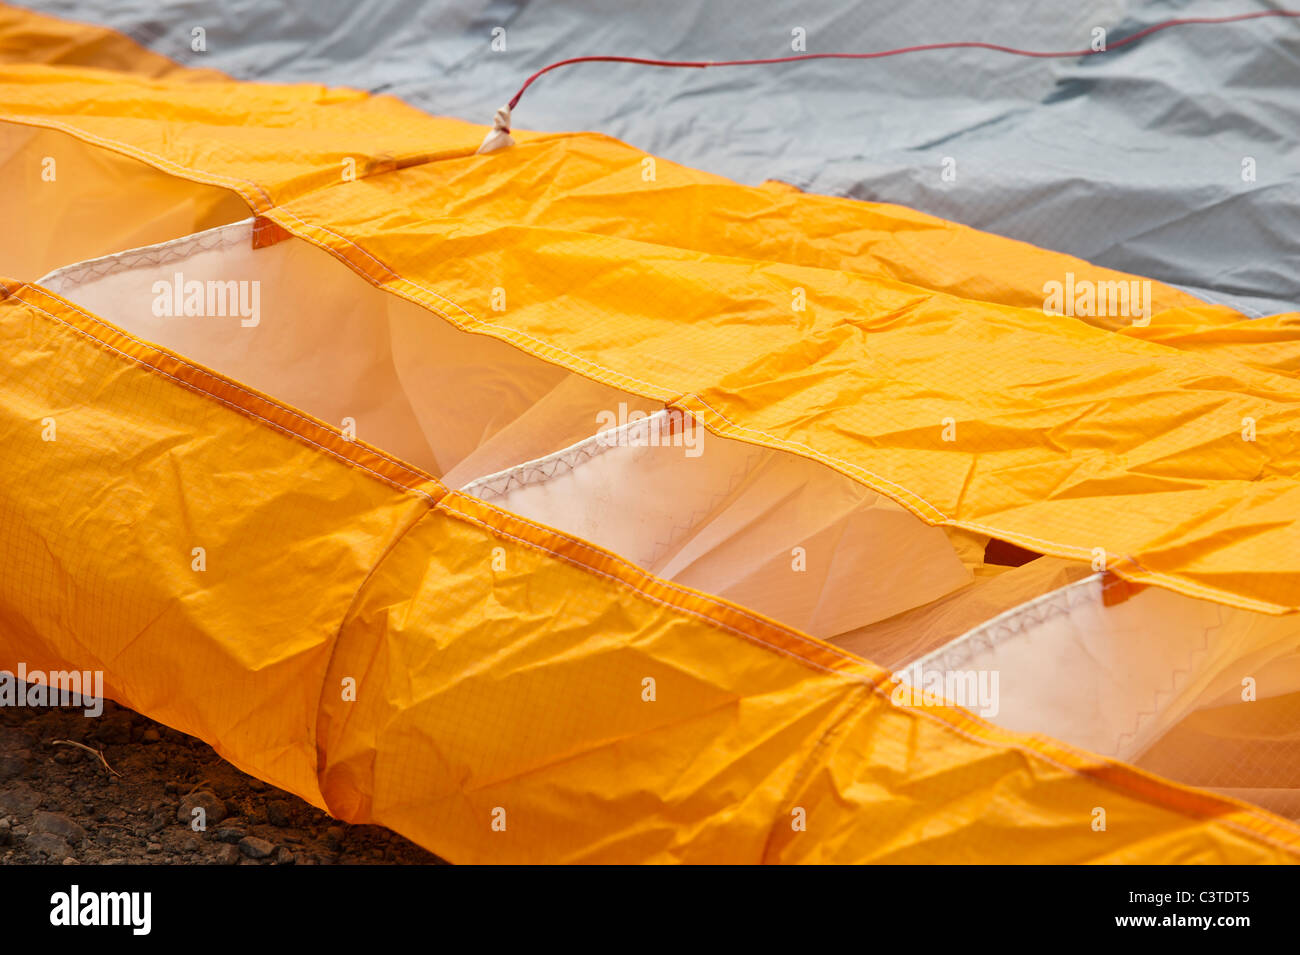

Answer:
[51,739,122,777]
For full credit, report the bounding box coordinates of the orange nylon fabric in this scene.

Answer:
[1,4,1299,863]
[0,3,224,79]
[265,145,1300,617]
[1,49,1293,613]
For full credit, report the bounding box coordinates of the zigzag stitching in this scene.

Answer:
[462,413,669,501]
[466,439,610,500]
[39,220,250,292]
[929,583,1095,672]
[645,445,767,567]
[1111,605,1225,757]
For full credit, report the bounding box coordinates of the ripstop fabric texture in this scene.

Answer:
[1,4,1299,863]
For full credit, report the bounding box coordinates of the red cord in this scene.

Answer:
[506,9,1300,111]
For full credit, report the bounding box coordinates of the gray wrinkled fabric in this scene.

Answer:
[21,0,1300,315]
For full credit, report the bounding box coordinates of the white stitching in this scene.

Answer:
[270,207,680,401]
[9,293,436,503]
[443,505,869,679]
[678,391,949,517]
[39,219,253,290]
[0,114,271,208]
[15,286,436,487]
[463,440,611,499]
[8,116,1292,613]
[461,411,665,499]
[446,490,865,662]
[268,208,1290,614]
[8,111,1297,856]
[445,502,1300,858]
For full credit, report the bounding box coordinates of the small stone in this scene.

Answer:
[238,836,275,859]
[0,783,42,815]
[265,799,292,827]
[293,851,318,866]
[323,825,344,850]
[212,827,246,844]
[163,828,202,854]
[33,811,87,845]
[146,842,163,854]
[213,843,241,865]
[104,858,126,865]
[62,856,78,865]
[141,728,161,743]
[273,846,295,865]
[25,832,70,859]
[176,791,227,827]
[0,749,30,781]
[242,806,267,825]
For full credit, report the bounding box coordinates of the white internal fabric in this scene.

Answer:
[0,123,248,282]
[901,573,1300,766]
[38,218,660,479]
[462,410,975,638]
[37,218,1300,817]
[832,555,1096,671]
[39,219,984,641]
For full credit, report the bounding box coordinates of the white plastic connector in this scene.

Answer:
[476,105,516,154]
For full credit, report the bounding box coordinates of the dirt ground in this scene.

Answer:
[0,695,444,865]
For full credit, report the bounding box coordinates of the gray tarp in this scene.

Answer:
[24,0,1300,315]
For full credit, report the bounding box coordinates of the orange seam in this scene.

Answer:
[16,282,437,486]
[265,207,680,403]
[446,491,864,663]
[676,392,1293,615]
[896,690,1300,858]
[760,685,871,863]
[9,286,439,497]
[446,492,1300,858]
[16,285,1299,859]
[0,118,1294,612]
[0,113,271,210]
[6,115,1297,853]
[440,491,859,675]
[263,205,1296,617]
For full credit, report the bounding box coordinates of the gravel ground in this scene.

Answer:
[0,695,444,865]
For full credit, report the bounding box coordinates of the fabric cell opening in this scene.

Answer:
[28,208,1300,823]
[0,122,248,282]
